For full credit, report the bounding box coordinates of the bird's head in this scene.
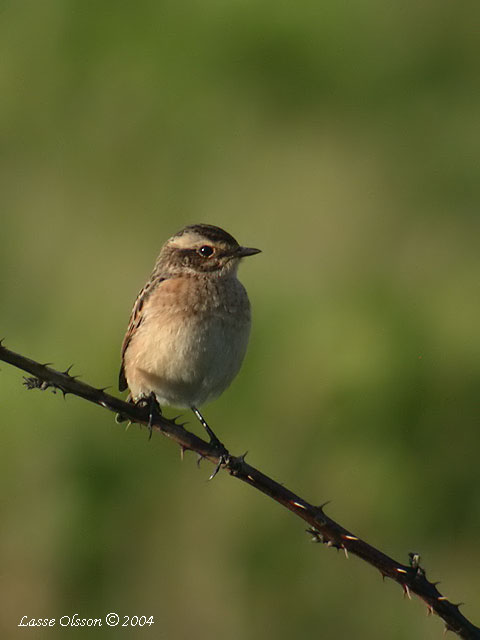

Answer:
[158,224,261,277]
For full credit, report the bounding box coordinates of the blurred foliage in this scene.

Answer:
[1,1,479,638]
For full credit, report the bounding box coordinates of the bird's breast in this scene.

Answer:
[124,275,252,407]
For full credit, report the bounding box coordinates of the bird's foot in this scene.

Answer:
[191,406,229,479]
[132,392,162,440]
[146,392,162,440]
[208,453,229,481]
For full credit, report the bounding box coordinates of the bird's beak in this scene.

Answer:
[236,246,262,258]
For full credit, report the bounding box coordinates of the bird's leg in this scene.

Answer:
[191,406,229,478]
[191,406,222,445]
[127,392,162,439]
[146,392,162,440]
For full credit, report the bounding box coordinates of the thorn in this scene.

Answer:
[317,500,331,511]
[403,584,411,600]
[379,571,386,581]
[343,545,349,559]
[196,453,205,467]
[171,417,188,429]
[63,365,75,376]
[41,362,54,368]
[238,451,248,462]
[426,605,433,616]
[97,386,111,393]
[180,445,187,461]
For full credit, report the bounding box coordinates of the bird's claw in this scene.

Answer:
[132,392,162,440]
[208,450,230,481]
[147,392,162,440]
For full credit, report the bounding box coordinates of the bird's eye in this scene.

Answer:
[198,245,214,258]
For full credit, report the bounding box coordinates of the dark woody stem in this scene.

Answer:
[0,342,479,640]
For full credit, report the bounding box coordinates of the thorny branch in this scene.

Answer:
[0,342,479,640]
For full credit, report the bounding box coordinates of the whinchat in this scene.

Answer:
[118,224,260,445]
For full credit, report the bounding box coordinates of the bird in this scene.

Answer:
[117,223,261,450]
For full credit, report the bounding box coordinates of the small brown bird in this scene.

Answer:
[118,224,260,446]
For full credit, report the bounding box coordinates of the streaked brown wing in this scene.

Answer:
[118,276,167,391]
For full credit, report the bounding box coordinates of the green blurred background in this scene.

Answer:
[1,1,479,638]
